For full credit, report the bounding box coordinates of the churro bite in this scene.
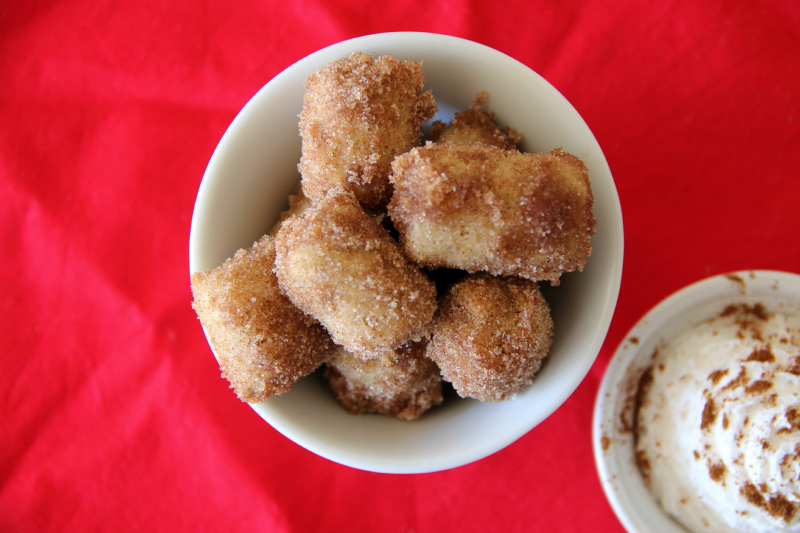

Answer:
[268,182,312,237]
[273,190,437,360]
[388,143,595,285]
[325,339,443,421]
[428,91,521,150]
[299,52,437,212]
[427,274,553,402]
[190,235,333,403]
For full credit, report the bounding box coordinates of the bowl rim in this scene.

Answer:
[592,269,800,532]
[191,31,624,473]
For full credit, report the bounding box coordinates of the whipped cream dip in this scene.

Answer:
[635,303,800,533]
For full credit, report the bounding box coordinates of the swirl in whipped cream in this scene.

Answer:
[635,304,800,533]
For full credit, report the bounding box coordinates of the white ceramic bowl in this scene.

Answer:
[593,270,800,532]
[190,32,623,474]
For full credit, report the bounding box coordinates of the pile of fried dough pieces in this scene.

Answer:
[191,52,595,421]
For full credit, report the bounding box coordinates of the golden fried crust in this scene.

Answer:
[428,91,521,149]
[324,339,443,421]
[427,274,553,402]
[273,190,438,359]
[387,143,596,285]
[190,235,333,403]
[299,52,437,212]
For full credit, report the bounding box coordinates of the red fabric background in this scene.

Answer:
[2,1,799,531]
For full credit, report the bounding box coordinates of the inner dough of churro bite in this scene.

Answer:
[273,190,437,360]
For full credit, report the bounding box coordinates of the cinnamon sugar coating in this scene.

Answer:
[299,52,437,212]
[190,235,333,403]
[387,143,596,285]
[273,190,437,360]
[427,274,553,402]
[324,339,443,421]
[428,91,521,149]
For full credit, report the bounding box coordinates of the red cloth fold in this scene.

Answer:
[2,1,799,531]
